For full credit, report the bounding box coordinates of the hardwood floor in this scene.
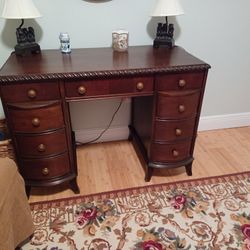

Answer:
[29,126,250,202]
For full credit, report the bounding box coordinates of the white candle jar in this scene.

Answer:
[112,30,129,52]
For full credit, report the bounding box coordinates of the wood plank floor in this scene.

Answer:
[29,126,250,202]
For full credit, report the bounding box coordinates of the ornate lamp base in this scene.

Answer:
[14,19,41,56]
[153,16,175,49]
[15,43,41,56]
[153,37,174,48]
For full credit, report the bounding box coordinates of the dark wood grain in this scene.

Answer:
[0,82,60,102]
[7,101,64,133]
[19,153,71,181]
[64,76,154,100]
[0,46,210,83]
[156,72,204,91]
[15,128,68,157]
[156,90,200,118]
[154,117,196,141]
[150,140,192,163]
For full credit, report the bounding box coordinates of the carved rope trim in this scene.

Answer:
[0,64,210,83]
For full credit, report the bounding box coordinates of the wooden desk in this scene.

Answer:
[0,46,210,195]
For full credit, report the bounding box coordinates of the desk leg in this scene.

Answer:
[185,162,193,176]
[128,131,133,141]
[70,130,80,194]
[145,166,153,182]
[69,178,80,194]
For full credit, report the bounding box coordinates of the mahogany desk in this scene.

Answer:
[0,46,210,195]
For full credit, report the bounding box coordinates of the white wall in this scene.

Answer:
[0,0,250,135]
[178,0,250,116]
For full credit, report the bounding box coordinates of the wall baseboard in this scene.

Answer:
[75,112,250,143]
[75,126,130,144]
[198,112,250,131]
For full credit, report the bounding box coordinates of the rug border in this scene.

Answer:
[29,171,250,207]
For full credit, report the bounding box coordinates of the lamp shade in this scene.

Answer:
[151,0,184,17]
[1,0,42,19]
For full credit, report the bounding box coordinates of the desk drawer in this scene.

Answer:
[15,129,68,157]
[151,140,192,163]
[156,72,204,91]
[1,82,60,102]
[154,117,196,141]
[19,153,70,181]
[7,101,64,132]
[156,90,200,119]
[65,77,154,98]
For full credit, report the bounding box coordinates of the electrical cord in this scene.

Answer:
[76,98,124,146]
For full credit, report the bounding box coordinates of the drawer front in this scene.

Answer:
[154,117,196,141]
[156,72,204,91]
[65,77,154,98]
[157,90,200,118]
[19,153,71,181]
[150,140,192,163]
[15,129,68,157]
[8,101,64,132]
[1,82,60,102]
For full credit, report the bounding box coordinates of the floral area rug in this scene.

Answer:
[21,171,250,250]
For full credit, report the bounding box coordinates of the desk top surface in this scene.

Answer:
[0,46,210,83]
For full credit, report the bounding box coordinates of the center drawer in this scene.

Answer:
[64,76,154,98]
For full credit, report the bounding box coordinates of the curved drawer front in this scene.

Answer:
[1,82,60,102]
[65,76,154,98]
[154,117,196,141]
[157,90,200,119]
[19,153,71,181]
[8,101,64,132]
[150,140,192,163]
[156,72,204,91]
[16,129,68,157]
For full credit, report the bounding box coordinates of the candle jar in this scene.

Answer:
[112,30,129,52]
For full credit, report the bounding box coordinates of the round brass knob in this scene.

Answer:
[178,79,186,87]
[175,128,182,136]
[136,82,144,91]
[78,86,86,95]
[172,150,179,157]
[27,89,37,99]
[32,117,40,127]
[42,167,49,175]
[37,143,46,152]
[178,105,185,113]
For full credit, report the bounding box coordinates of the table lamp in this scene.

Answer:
[1,0,42,56]
[151,0,184,48]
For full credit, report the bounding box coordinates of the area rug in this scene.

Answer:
[21,171,250,250]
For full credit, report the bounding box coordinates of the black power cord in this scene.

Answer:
[76,98,124,146]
